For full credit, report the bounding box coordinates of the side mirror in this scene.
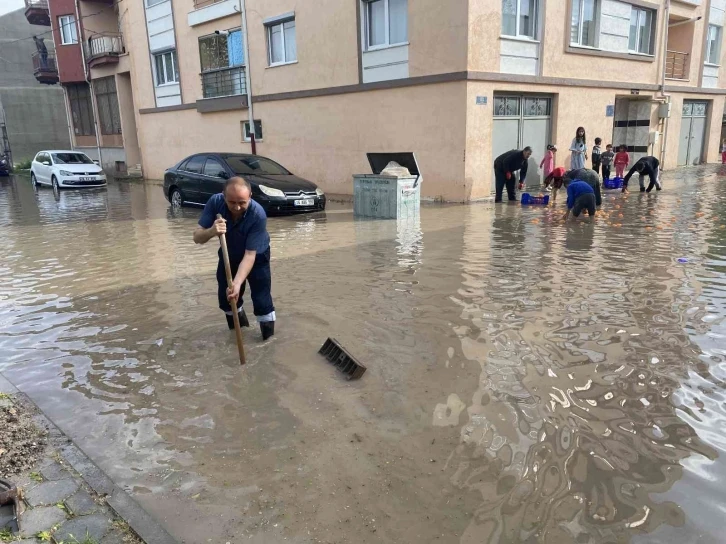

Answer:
[43,161,51,166]
[93,160,100,166]
[218,171,229,179]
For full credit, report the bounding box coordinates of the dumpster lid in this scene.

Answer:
[366,153,420,176]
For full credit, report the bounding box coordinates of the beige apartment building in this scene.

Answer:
[46,0,726,201]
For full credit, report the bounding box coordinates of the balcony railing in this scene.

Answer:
[201,66,247,99]
[24,0,48,8]
[666,50,690,80]
[24,0,50,26]
[84,33,125,63]
[31,51,58,84]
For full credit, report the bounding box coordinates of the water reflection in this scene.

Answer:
[444,174,726,543]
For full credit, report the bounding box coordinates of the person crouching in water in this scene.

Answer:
[563,180,597,221]
[563,167,602,209]
[545,166,566,198]
[622,156,661,193]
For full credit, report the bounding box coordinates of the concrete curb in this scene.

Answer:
[0,372,178,544]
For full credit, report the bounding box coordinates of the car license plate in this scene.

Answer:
[294,199,314,206]
[79,177,95,182]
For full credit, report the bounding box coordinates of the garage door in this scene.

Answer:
[678,101,708,166]
[492,95,552,191]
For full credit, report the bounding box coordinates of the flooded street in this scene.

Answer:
[1,169,726,544]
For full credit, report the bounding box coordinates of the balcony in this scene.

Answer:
[200,66,247,99]
[83,34,125,68]
[666,50,690,80]
[32,52,58,84]
[24,0,50,26]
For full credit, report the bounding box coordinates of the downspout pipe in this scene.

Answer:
[239,0,256,154]
[658,0,672,165]
[75,0,103,168]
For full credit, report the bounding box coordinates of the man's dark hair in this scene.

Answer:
[224,176,251,193]
[522,146,532,153]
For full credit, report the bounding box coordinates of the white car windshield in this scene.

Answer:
[52,153,94,165]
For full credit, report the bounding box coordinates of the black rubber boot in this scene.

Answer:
[260,321,275,340]
[640,187,646,192]
[225,309,250,330]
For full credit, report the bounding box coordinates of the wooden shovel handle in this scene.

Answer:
[217,213,246,365]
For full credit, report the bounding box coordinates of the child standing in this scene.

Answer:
[540,144,556,188]
[591,137,602,175]
[569,127,587,170]
[614,145,630,178]
[600,144,615,181]
[721,138,726,164]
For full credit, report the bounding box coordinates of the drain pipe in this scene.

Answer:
[658,0,672,165]
[75,0,103,168]
[61,87,75,151]
[238,0,256,154]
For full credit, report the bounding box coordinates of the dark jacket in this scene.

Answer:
[33,37,47,55]
[564,168,602,207]
[494,149,528,180]
[624,156,660,184]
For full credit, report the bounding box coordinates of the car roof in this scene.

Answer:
[189,153,261,159]
[37,150,88,154]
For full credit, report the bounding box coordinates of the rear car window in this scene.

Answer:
[184,156,205,174]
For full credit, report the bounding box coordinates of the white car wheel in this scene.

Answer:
[31,172,40,187]
[52,176,60,191]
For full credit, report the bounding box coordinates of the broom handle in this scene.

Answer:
[217,213,246,366]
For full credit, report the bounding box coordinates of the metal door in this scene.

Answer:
[678,101,708,166]
[492,95,552,191]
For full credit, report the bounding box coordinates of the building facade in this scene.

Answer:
[31,0,726,200]
[0,6,70,164]
[26,0,142,175]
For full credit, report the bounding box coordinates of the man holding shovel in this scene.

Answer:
[193,177,275,340]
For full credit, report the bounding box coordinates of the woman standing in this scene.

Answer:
[569,127,587,170]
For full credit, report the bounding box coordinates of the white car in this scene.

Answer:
[31,150,107,190]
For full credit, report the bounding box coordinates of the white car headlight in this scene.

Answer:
[315,188,324,197]
[59,170,73,176]
[259,184,285,198]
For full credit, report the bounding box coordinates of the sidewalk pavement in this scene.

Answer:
[0,374,177,544]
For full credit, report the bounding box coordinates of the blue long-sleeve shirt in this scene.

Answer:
[566,181,595,210]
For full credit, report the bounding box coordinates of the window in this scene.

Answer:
[199,29,245,98]
[628,7,655,55]
[203,158,226,177]
[93,77,122,135]
[242,120,263,142]
[363,0,408,50]
[67,83,95,136]
[154,50,179,86]
[570,0,598,47]
[52,153,93,164]
[146,0,166,6]
[183,155,205,174]
[707,24,722,65]
[502,0,537,40]
[58,15,78,45]
[266,19,297,65]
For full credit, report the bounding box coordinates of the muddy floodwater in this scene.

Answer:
[1,169,726,544]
